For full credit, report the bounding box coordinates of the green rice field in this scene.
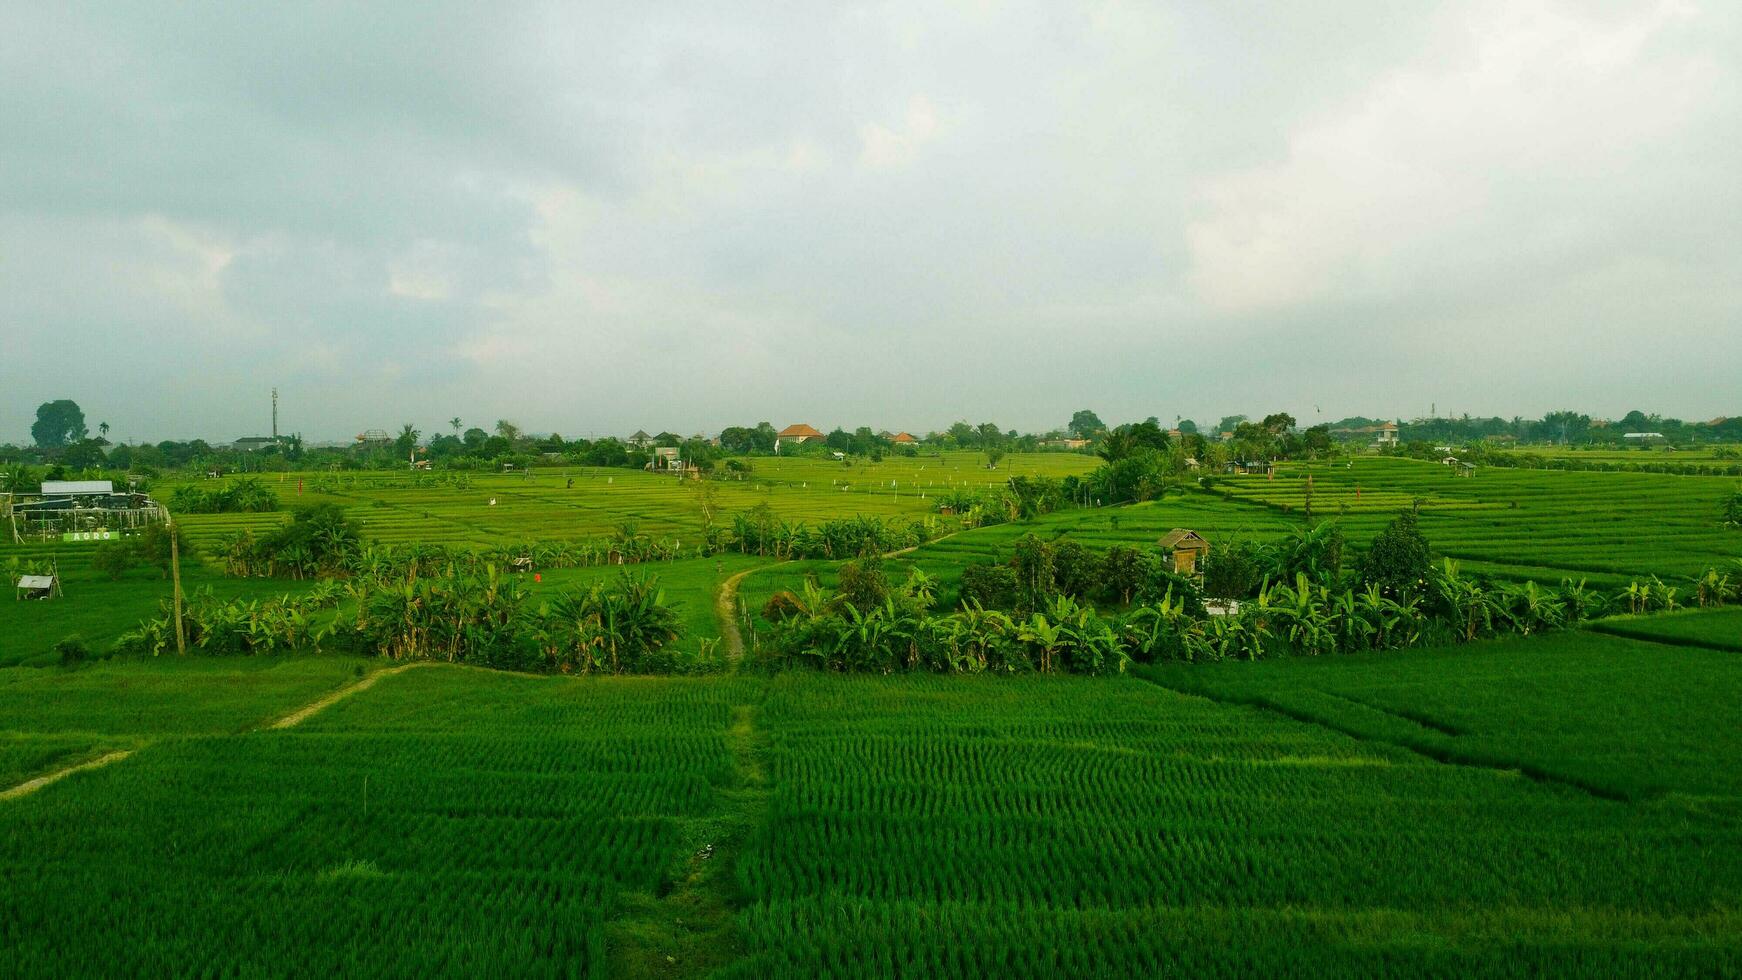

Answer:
[1214,456,1742,586]
[4,636,1740,976]
[156,451,1098,553]
[1588,606,1742,653]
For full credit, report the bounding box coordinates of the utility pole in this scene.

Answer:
[272,387,279,442]
[169,515,186,655]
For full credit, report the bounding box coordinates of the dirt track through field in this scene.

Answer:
[712,529,971,661]
[2,661,427,804]
[269,662,426,729]
[716,568,764,660]
[0,749,137,803]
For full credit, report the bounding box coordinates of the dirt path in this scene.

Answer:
[3,661,427,805]
[881,526,967,559]
[0,749,136,803]
[712,529,972,662]
[715,568,763,660]
[606,700,771,977]
[268,662,426,729]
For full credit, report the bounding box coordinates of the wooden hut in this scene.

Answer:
[16,574,59,600]
[1157,528,1210,575]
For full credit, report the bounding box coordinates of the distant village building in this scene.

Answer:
[891,432,918,444]
[1623,432,1666,445]
[776,424,824,452]
[1158,529,1210,576]
[628,430,654,449]
[1040,438,1090,450]
[1374,422,1400,448]
[232,436,279,452]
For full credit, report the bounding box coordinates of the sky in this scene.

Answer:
[2,1,1738,444]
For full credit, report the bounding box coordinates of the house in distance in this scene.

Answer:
[776,423,824,452]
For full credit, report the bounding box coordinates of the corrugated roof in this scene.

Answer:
[17,575,55,589]
[41,480,114,495]
[1158,528,1207,549]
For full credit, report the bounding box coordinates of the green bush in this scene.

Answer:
[959,562,1017,609]
[1359,510,1433,597]
[55,635,91,666]
[91,540,137,580]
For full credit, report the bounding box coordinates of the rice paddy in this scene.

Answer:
[1213,456,1742,585]
[4,452,1742,974]
[4,646,1738,976]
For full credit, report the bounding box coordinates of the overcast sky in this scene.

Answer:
[2,1,1738,443]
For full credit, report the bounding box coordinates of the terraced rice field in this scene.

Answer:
[736,493,1295,614]
[0,658,368,790]
[4,633,1741,976]
[732,671,1742,976]
[1143,630,1742,804]
[1589,606,1742,653]
[0,668,756,977]
[161,452,1095,554]
[1215,457,1742,585]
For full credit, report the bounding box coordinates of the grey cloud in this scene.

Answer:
[1,1,1738,442]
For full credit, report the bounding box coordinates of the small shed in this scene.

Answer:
[16,574,59,600]
[1157,528,1210,575]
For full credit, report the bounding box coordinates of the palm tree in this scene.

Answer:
[98,421,110,440]
[449,417,462,437]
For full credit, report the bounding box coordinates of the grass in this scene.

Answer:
[0,656,369,736]
[1588,606,1742,653]
[1141,630,1742,803]
[0,556,331,667]
[0,734,123,790]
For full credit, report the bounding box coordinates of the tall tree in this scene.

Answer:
[394,424,420,457]
[1068,410,1105,439]
[32,400,88,448]
[449,417,463,436]
[1540,410,1591,445]
[98,421,111,441]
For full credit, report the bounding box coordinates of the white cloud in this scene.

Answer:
[859,95,941,169]
[1185,0,1718,315]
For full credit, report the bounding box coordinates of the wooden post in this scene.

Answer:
[169,518,186,655]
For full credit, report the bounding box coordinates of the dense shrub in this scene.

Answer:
[169,477,278,514]
[91,540,137,580]
[55,635,90,666]
[117,569,689,674]
[1359,511,1432,597]
[958,562,1017,609]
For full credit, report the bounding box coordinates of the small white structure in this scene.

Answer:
[16,574,59,600]
[1623,432,1666,445]
[41,480,116,496]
